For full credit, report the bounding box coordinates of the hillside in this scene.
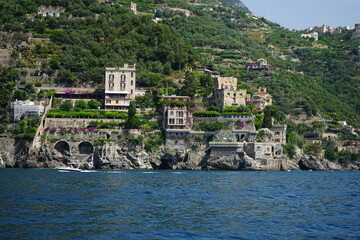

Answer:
[0,0,359,126]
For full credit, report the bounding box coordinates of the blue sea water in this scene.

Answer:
[0,169,359,240]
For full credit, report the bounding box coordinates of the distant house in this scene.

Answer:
[10,100,44,122]
[247,58,270,72]
[252,87,272,111]
[337,121,347,127]
[301,32,318,41]
[38,6,64,17]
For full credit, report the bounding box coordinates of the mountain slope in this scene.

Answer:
[0,0,359,126]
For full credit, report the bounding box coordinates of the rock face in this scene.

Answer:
[0,139,357,171]
[298,155,359,171]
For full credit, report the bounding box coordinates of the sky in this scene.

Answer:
[240,0,360,30]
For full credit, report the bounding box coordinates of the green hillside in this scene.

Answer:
[0,0,359,126]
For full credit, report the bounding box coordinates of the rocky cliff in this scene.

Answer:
[1,138,358,171]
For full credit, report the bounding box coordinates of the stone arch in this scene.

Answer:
[235,134,240,142]
[78,141,94,154]
[240,134,246,140]
[54,141,70,155]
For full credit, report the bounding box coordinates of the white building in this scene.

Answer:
[38,6,64,17]
[10,100,44,122]
[301,32,319,41]
[105,64,136,110]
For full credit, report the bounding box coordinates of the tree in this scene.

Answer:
[180,71,199,97]
[60,100,72,111]
[263,105,279,128]
[125,101,140,129]
[14,89,28,100]
[88,100,101,109]
[75,100,88,109]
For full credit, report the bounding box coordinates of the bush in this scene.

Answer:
[192,111,220,117]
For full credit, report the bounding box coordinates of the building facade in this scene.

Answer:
[252,87,272,111]
[10,100,44,122]
[213,76,246,108]
[162,96,191,139]
[104,64,136,110]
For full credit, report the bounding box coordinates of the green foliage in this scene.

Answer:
[13,116,39,140]
[192,111,220,117]
[47,109,128,119]
[125,101,141,129]
[14,89,29,101]
[194,120,229,132]
[325,147,359,165]
[160,100,186,107]
[144,131,164,152]
[128,136,144,145]
[180,71,199,97]
[88,100,102,109]
[60,100,73,111]
[75,100,88,109]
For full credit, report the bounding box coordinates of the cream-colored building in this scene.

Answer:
[105,64,136,110]
[162,96,191,139]
[301,32,318,41]
[252,87,272,111]
[213,76,246,108]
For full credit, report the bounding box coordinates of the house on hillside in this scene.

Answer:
[162,96,191,139]
[252,87,272,111]
[301,32,318,41]
[213,76,246,108]
[104,64,136,111]
[10,100,44,122]
[38,6,64,17]
[247,59,270,72]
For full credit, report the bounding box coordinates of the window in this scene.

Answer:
[121,83,125,90]
[131,89,133,94]
[131,72,134,78]
[131,80,133,86]
[116,100,119,104]
[109,74,114,82]
[106,100,111,104]
[256,146,261,151]
[170,111,174,115]
[121,74,126,82]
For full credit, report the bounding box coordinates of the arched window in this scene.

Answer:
[109,74,114,82]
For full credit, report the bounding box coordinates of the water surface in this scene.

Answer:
[0,169,359,239]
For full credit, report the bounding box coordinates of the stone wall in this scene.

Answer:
[45,118,124,128]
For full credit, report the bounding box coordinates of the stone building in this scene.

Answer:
[10,100,44,122]
[162,96,191,139]
[252,87,272,111]
[104,64,136,110]
[213,76,246,108]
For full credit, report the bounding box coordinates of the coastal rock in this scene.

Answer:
[298,155,327,171]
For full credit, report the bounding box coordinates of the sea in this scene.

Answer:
[0,169,359,240]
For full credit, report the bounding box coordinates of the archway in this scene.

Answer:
[78,141,94,154]
[55,141,70,155]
